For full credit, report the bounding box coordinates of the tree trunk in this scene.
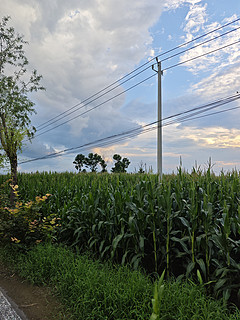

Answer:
[10,153,18,206]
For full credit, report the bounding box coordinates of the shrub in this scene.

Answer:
[0,180,59,248]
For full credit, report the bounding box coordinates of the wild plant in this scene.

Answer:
[0,179,59,248]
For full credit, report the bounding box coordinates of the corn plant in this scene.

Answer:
[1,169,240,306]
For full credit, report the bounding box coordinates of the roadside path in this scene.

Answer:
[0,287,27,320]
[0,261,68,320]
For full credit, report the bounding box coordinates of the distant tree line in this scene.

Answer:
[73,153,130,173]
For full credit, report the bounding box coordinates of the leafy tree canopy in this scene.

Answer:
[111,154,130,173]
[0,16,44,203]
[73,153,107,173]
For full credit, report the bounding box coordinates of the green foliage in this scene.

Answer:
[5,244,153,320]
[0,151,7,168]
[0,170,239,306]
[73,153,107,172]
[0,179,59,248]
[138,161,146,174]
[85,152,103,172]
[1,244,239,320]
[111,153,130,172]
[150,270,165,320]
[99,157,107,172]
[0,16,44,195]
[150,277,240,320]
[73,153,85,172]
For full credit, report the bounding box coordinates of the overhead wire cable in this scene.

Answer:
[163,39,240,71]
[154,93,240,123]
[32,40,240,139]
[33,73,157,138]
[78,103,240,152]
[19,93,240,164]
[35,17,240,130]
[170,105,240,125]
[89,95,240,148]
[36,103,240,158]
[124,104,240,143]
[161,25,240,63]
[36,65,151,132]
[163,99,240,126]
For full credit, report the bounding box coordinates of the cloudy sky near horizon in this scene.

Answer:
[1,0,240,174]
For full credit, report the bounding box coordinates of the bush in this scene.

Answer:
[0,179,59,248]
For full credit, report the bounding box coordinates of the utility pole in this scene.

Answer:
[152,57,163,180]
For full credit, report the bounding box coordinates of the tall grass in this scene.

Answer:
[1,244,239,320]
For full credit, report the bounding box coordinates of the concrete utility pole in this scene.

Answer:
[152,57,163,180]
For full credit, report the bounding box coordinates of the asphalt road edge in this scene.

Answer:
[0,287,28,320]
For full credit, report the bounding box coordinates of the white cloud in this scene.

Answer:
[192,63,240,99]
[215,160,240,168]
[0,0,168,140]
[0,0,171,168]
[179,7,240,75]
[180,126,240,148]
[184,2,207,34]
[164,0,202,10]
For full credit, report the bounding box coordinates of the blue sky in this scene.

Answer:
[1,0,240,174]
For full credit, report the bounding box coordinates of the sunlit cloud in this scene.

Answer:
[215,160,240,169]
[176,126,240,148]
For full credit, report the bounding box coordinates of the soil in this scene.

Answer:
[0,261,71,320]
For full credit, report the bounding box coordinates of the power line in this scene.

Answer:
[170,105,240,125]
[161,25,240,63]
[89,95,240,149]
[36,65,151,132]
[72,103,240,154]
[21,103,240,162]
[32,39,240,139]
[34,17,240,131]
[36,25,240,133]
[33,73,157,138]
[163,39,240,71]
[19,93,240,164]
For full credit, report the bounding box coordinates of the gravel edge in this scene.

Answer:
[0,287,28,320]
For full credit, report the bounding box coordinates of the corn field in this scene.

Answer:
[0,169,240,304]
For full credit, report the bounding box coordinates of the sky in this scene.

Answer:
[1,0,240,174]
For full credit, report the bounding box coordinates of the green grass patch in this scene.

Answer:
[1,244,239,320]
[151,278,240,320]
[2,244,152,319]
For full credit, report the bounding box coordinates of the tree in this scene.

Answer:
[85,153,102,172]
[73,153,86,172]
[111,154,130,173]
[0,16,44,204]
[99,158,107,173]
[0,151,6,168]
[73,153,107,173]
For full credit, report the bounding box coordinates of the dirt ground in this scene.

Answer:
[0,261,71,320]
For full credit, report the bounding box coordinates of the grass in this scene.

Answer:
[1,243,239,320]
[1,244,152,319]
[151,279,240,320]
